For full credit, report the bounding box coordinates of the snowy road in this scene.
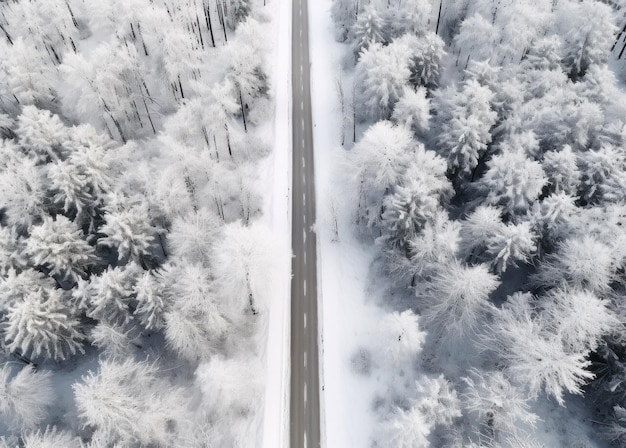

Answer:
[290,0,320,444]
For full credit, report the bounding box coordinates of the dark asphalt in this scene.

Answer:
[289,0,320,445]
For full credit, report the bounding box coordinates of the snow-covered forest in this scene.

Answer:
[0,0,283,445]
[326,0,626,446]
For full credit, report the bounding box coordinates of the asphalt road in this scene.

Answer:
[289,0,320,444]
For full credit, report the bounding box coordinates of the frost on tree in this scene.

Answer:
[351,6,386,58]
[21,426,81,448]
[0,364,54,430]
[213,221,279,316]
[162,262,228,361]
[74,263,141,325]
[420,261,499,339]
[391,86,431,137]
[25,215,95,282]
[477,150,546,217]
[487,293,595,406]
[434,79,497,179]
[98,199,159,266]
[4,289,84,361]
[73,358,192,446]
[462,369,538,439]
[531,236,616,293]
[355,40,412,120]
[352,121,414,229]
[459,206,536,273]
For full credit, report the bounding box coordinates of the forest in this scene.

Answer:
[0,0,280,446]
[328,0,626,446]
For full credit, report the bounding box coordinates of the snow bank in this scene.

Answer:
[260,0,292,445]
[309,0,387,446]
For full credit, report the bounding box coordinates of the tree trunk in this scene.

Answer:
[435,0,442,35]
[238,87,248,132]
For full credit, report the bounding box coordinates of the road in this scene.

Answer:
[290,0,320,444]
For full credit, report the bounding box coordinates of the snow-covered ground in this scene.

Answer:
[260,0,292,445]
[309,1,388,446]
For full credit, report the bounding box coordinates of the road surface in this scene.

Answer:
[290,0,320,444]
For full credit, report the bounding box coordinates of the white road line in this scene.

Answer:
[304,432,307,448]
[304,250,307,264]
[303,192,306,206]
[304,312,307,328]
[300,100,304,109]
[304,382,307,404]
[303,229,306,242]
[303,280,307,296]
[302,137,305,147]
[304,351,307,368]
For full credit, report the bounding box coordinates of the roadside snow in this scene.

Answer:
[260,0,292,445]
[309,1,387,446]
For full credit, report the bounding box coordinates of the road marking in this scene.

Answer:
[301,99,304,109]
[303,192,306,206]
[304,431,307,448]
[302,118,305,128]
[304,312,307,328]
[304,351,307,367]
[304,381,307,403]
[303,229,306,243]
[303,280,307,296]
[302,155,305,167]
[302,137,305,147]
[304,250,307,264]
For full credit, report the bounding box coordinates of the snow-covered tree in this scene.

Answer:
[0,153,48,230]
[0,364,54,430]
[90,322,140,359]
[391,86,431,137]
[415,374,462,427]
[162,262,228,361]
[98,199,158,265]
[74,358,191,446]
[542,288,617,353]
[532,236,616,293]
[16,106,69,163]
[4,286,84,361]
[462,370,538,439]
[488,293,595,405]
[75,263,141,325]
[541,145,580,196]
[352,121,414,228]
[434,79,497,178]
[167,208,220,266]
[578,145,626,204]
[404,32,445,88]
[133,270,167,330]
[355,40,412,120]
[373,310,426,371]
[421,261,499,338]
[477,150,547,217]
[556,0,616,79]
[351,6,386,57]
[460,206,536,272]
[25,215,95,282]
[213,221,279,316]
[374,405,431,448]
[407,212,461,279]
[0,227,27,275]
[21,426,81,448]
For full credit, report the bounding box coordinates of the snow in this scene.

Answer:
[260,0,292,445]
[309,0,387,446]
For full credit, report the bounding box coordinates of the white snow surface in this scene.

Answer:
[260,0,292,446]
[309,1,386,446]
